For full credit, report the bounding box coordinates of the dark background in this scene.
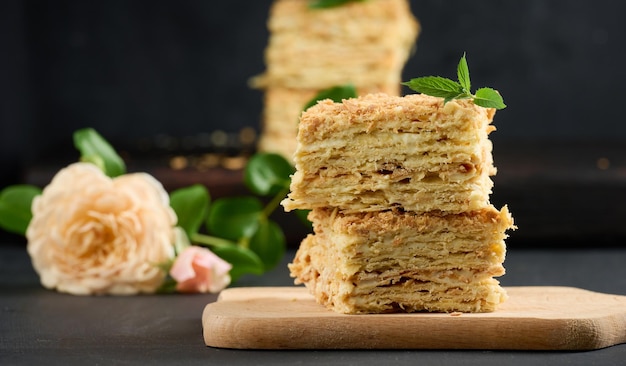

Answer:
[1,0,625,245]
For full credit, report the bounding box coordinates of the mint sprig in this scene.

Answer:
[308,0,367,9]
[402,54,506,110]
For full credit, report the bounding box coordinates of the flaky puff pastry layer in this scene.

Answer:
[282,93,498,214]
[289,206,515,313]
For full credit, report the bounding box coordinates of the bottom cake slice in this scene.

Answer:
[289,206,514,314]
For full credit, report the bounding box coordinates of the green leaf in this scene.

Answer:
[457,53,471,92]
[211,245,264,282]
[206,197,263,241]
[172,227,191,256]
[402,76,464,100]
[156,277,178,294]
[302,84,357,111]
[170,184,210,238]
[249,219,286,271]
[0,185,41,235]
[295,209,313,229]
[80,154,106,172]
[474,87,507,110]
[443,93,468,105]
[244,153,294,196]
[308,0,366,9]
[73,128,126,177]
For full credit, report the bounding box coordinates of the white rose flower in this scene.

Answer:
[26,162,176,295]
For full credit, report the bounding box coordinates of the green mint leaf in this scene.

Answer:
[244,153,294,196]
[0,185,41,235]
[169,184,210,238]
[457,53,471,92]
[308,0,366,9]
[404,53,506,110]
[73,128,126,177]
[211,245,264,283]
[402,76,464,100]
[206,197,263,241]
[249,219,286,271]
[443,93,470,105]
[303,84,357,111]
[474,87,507,110]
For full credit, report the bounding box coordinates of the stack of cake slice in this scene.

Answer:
[251,0,419,161]
[282,93,515,313]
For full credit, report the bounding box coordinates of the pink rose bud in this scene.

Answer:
[170,246,232,293]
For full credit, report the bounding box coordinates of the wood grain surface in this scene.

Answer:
[202,286,626,350]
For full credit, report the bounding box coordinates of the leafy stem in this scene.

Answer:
[263,186,290,218]
[0,128,303,288]
[190,233,236,249]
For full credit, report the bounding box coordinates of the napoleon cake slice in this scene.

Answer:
[281,93,497,214]
[289,206,513,314]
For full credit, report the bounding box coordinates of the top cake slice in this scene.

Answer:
[282,93,498,214]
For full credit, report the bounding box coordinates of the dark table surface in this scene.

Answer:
[2,243,626,366]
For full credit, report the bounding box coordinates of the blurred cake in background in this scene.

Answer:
[251,0,419,161]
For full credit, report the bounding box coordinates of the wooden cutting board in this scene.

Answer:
[202,286,626,350]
